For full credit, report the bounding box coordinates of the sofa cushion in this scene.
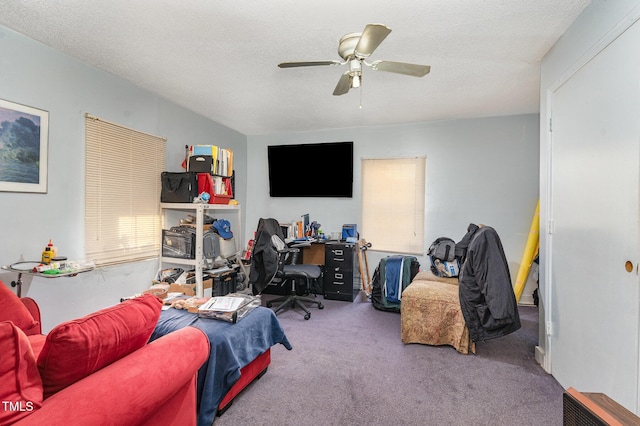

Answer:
[0,321,43,424]
[37,294,162,398]
[28,334,47,359]
[0,280,38,332]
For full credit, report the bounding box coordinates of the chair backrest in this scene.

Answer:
[248,218,287,294]
[271,234,286,251]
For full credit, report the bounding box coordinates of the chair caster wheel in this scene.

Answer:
[318,304,324,310]
[304,313,311,320]
[266,302,273,308]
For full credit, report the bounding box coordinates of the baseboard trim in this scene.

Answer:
[535,345,550,373]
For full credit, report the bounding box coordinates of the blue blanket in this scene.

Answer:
[150,306,292,426]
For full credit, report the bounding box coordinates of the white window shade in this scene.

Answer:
[361,157,426,254]
[85,114,166,266]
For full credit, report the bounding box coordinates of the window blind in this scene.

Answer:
[85,114,166,266]
[361,157,426,254]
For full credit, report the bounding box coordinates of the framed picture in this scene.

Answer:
[0,98,49,193]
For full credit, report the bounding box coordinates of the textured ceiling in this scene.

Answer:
[0,0,590,136]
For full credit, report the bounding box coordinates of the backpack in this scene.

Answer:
[426,224,481,278]
[203,229,220,260]
[427,237,460,277]
[371,256,420,313]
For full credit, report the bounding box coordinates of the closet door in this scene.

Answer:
[549,20,640,412]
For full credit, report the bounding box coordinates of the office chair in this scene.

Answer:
[249,218,324,320]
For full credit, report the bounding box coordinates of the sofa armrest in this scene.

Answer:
[16,326,209,426]
[20,297,42,336]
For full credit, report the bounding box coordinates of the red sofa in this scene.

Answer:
[0,280,209,426]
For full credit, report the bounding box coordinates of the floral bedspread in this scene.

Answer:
[400,271,475,354]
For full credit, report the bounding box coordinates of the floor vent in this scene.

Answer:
[563,387,639,426]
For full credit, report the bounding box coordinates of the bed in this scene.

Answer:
[400,270,475,354]
[150,306,292,426]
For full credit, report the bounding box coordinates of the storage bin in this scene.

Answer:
[162,229,195,259]
[210,193,232,204]
[210,271,237,297]
[219,236,236,258]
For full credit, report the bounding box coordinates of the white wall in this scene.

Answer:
[538,0,640,370]
[0,26,247,332]
[246,114,540,297]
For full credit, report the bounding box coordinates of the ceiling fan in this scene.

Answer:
[278,24,431,96]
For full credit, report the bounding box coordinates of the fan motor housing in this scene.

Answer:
[338,32,362,60]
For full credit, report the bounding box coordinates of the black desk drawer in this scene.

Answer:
[325,290,357,301]
[325,244,354,270]
[324,242,358,301]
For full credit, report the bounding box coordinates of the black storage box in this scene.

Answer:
[162,229,195,259]
[210,271,237,297]
[187,155,213,173]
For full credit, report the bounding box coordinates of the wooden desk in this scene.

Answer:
[300,242,327,265]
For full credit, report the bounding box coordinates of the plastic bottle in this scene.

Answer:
[42,239,57,264]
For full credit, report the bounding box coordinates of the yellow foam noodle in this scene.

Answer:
[514,199,540,303]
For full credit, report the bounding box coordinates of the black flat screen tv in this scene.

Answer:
[268,141,353,197]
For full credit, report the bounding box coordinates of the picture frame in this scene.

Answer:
[0,98,49,193]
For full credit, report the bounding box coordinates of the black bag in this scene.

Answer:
[427,237,459,277]
[161,172,198,203]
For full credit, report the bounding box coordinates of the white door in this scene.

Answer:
[549,20,640,412]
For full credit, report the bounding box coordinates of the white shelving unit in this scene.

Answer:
[160,202,242,297]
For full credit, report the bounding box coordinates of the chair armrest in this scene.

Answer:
[278,247,299,253]
[289,241,311,248]
[20,297,42,335]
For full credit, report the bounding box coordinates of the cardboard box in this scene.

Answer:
[182,224,213,231]
[168,283,196,296]
[185,274,212,288]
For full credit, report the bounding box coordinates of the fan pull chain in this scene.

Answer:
[359,85,363,109]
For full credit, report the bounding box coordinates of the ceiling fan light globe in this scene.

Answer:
[349,59,362,74]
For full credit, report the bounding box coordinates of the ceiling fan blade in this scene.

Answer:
[333,72,351,96]
[278,61,341,68]
[354,24,391,58]
[371,60,431,77]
